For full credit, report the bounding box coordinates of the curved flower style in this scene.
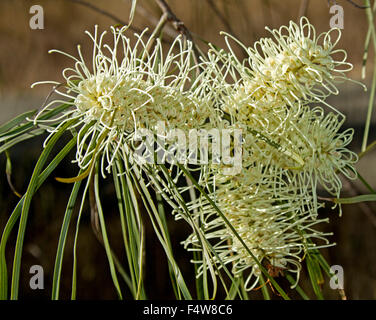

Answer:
[282,106,358,197]
[205,16,359,204]
[182,164,332,290]
[32,26,215,176]
[234,105,358,199]
[203,17,361,153]
[177,17,360,290]
[221,16,354,108]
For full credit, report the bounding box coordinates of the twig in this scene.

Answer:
[345,0,369,9]
[342,179,376,228]
[359,139,376,160]
[154,0,194,41]
[66,0,143,33]
[328,0,368,9]
[154,0,201,64]
[146,12,169,52]
[298,0,310,18]
[205,0,236,36]
[134,3,178,39]
[66,0,172,45]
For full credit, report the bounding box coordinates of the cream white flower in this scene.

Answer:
[235,105,358,199]
[182,164,333,290]
[178,17,360,290]
[281,106,357,197]
[205,16,359,206]
[221,17,355,108]
[32,26,216,176]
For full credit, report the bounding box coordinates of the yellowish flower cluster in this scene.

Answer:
[33,26,215,175]
[216,17,359,199]
[182,17,359,289]
[232,17,352,106]
[183,164,331,289]
[75,76,210,133]
[31,18,359,292]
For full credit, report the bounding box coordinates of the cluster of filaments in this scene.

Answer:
[33,19,359,290]
[181,17,359,289]
[33,26,215,175]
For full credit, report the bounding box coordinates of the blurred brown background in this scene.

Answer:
[0,0,376,299]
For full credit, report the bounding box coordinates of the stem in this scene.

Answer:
[362,0,376,151]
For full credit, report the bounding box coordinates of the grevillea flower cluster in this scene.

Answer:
[180,17,360,289]
[30,18,360,292]
[32,26,216,176]
[182,163,333,289]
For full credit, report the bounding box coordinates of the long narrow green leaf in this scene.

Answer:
[135,223,145,300]
[0,103,71,141]
[226,277,242,300]
[147,164,225,299]
[128,165,193,300]
[333,194,376,204]
[177,163,290,300]
[113,163,138,298]
[361,0,376,78]
[51,178,82,300]
[356,171,376,194]
[110,252,134,297]
[285,273,309,300]
[116,159,146,299]
[0,132,78,300]
[258,274,271,300]
[156,192,181,299]
[362,0,376,151]
[359,140,376,160]
[93,169,123,299]
[0,128,45,154]
[10,118,77,299]
[149,163,241,299]
[71,175,91,299]
[306,255,324,300]
[0,110,37,136]
[239,277,249,300]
